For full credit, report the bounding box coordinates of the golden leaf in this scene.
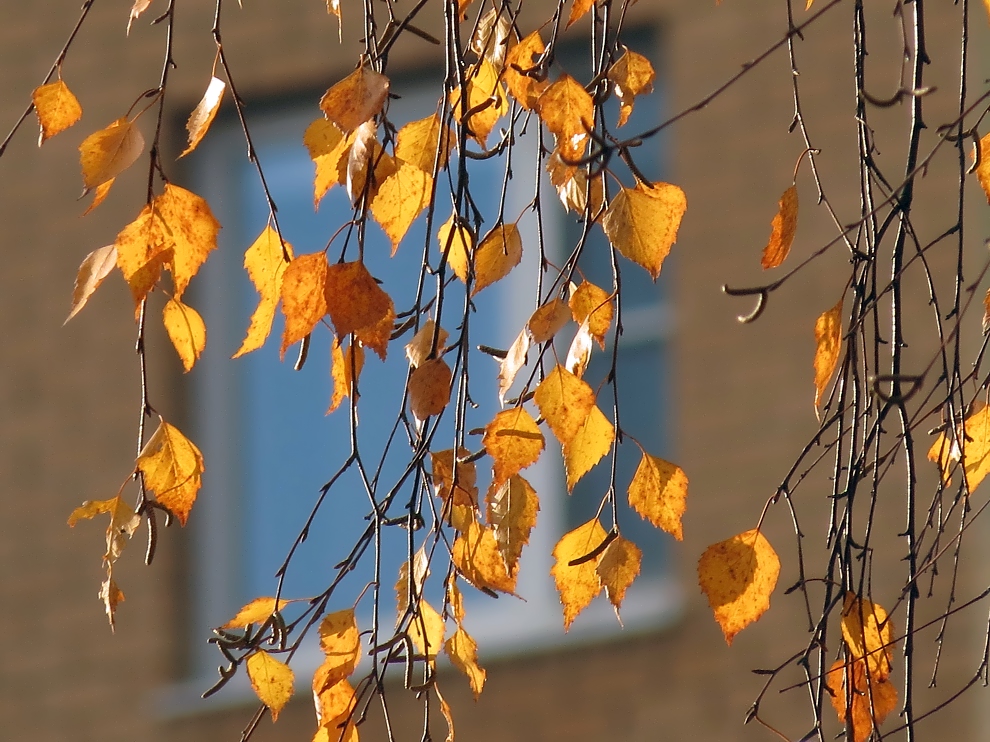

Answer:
[449,59,507,147]
[563,404,614,491]
[409,358,453,421]
[761,185,799,269]
[566,0,595,28]
[246,651,294,722]
[447,575,465,625]
[438,215,474,283]
[408,600,446,662]
[551,518,608,630]
[180,76,225,157]
[697,528,780,645]
[136,419,204,526]
[528,297,571,343]
[596,536,642,613]
[346,120,398,204]
[928,404,990,493]
[565,320,594,378]
[472,223,522,296]
[162,297,207,372]
[157,184,222,299]
[323,261,395,357]
[607,48,655,127]
[504,31,548,110]
[602,182,686,280]
[976,133,990,204]
[79,117,144,191]
[431,448,479,511]
[445,628,486,699]
[67,494,140,563]
[497,327,530,403]
[534,364,595,446]
[355,304,395,361]
[65,244,117,324]
[537,75,593,163]
[483,407,545,487]
[371,161,432,253]
[825,658,897,742]
[83,179,115,215]
[452,519,516,594]
[569,281,613,349]
[841,593,894,679]
[395,549,430,615]
[813,296,843,411]
[486,474,539,576]
[329,338,364,413]
[303,118,351,207]
[234,225,294,358]
[437,684,455,742]
[553,163,605,218]
[314,678,358,736]
[279,252,329,358]
[405,320,449,368]
[113,200,170,305]
[320,66,390,133]
[627,453,688,541]
[222,597,291,629]
[395,114,454,174]
[32,79,82,145]
[314,609,361,692]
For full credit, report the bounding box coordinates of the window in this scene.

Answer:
[171,32,680,708]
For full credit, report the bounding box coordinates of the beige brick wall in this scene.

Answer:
[1,1,988,741]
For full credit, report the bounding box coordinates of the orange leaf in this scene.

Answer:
[156,184,222,299]
[602,182,686,280]
[395,113,454,174]
[445,628,486,699]
[180,76,225,157]
[534,364,595,446]
[303,118,351,207]
[976,133,990,204]
[595,535,642,614]
[928,404,990,493]
[246,651,294,721]
[279,252,329,358]
[453,518,516,593]
[222,597,291,629]
[438,214,474,282]
[606,48,655,127]
[627,452,688,541]
[33,79,82,145]
[569,281,613,349]
[566,0,595,28]
[320,65,390,133]
[697,528,780,645]
[431,448,479,510]
[537,75,593,163]
[323,261,394,349]
[472,223,522,295]
[315,609,361,691]
[83,179,115,215]
[504,31,548,110]
[483,407,545,487]
[841,593,894,679]
[813,295,843,411]
[67,493,140,562]
[371,161,432,253]
[528,298,571,343]
[329,338,364,413]
[234,225,294,358]
[563,404,614,491]
[65,244,117,324]
[136,419,204,526]
[449,59,507,147]
[409,358,453,421]
[404,320,449,368]
[551,518,607,630]
[760,185,799,269]
[485,474,539,576]
[79,117,144,191]
[825,658,897,742]
[162,297,207,372]
[314,677,358,734]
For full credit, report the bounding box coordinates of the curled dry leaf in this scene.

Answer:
[222,597,291,629]
[320,65,390,133]
[471,7,513,69]
[498,327,531,403]
[483,407,545,488]
[627,452,688,540]
[928,404,990,494]
[813,295,843,412]
[472,223,522,295]
[136,419,205,526]
[234,225,293,358]
[162,297,207,373]
[534,364,595,446]
[180,76,225,157]
[329,338,364,413]
[445,628,486,699]
[504,31,548,110]
[409,358,453,421]
[976,133,990,204]
[565,320,594,377]
[551,518,607,630]
[697,528,780,645]
[127,0,154,35]
[405,320,449,368]
[79,117,145,191]
[279,252,329,358]
[760,184,799,269]
[528,298,571,343]
[65,244,116,324]
[246,650,294,721]
[563,404,614,491]
[603,181,687,280]
[33,79,82,145]
[607,48,655,127]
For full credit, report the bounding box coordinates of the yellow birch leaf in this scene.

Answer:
[127,0,154,34]
[504,31,548,110]
[602,182,686,280]
[984,288,990,334]
[280,252,328,358]
[323,260,394,343]
[65,244,117,324]
[483,407,545,487]
[449,59,507,147]
[472,223,522,296]
[551,518,607,630]
[405,320,449,367]
[825,658,897,742]
[607,48,655,127]
[83,179,115,215]
[534,364,595,446]
[234,225,294,358]
[498,328,531,403]
[813,296,843,410]
[537,75,593,163]
[569,281,613,349]
[563,404,614,491]
[806,0,815,8]
[566,0,595,28]
[596,536,642,613]
[761,185,799,269]
[438,214,474,282]
[627,453,688,541]
[371,162,432,253]
[246,650,294,722]
[928,404,990,493]
[303,118,351,207]
[841,593,894,679]
[395,114,454,174]
[67,494,140,562]
[697,528,780,645]
[100,577,125,630]
[447,575,465,625]
[162,297,207,372]
[431,448,478,511]
[452,519,516,594]
[67,497,118,527]
[320,66,390,133]
[222,597,291,629]
[528,298,571,343]
[180,76,225,158]
[408,600,445,662]
[155,183,221,299]
[976,133,990,204]
[314,678,358,735]
[33,79,82,145]
[565,320,593,378]
[437,684,455,742]
[356,304,395,360]
[395,549,430,616]
[554,165,605,218]
[329,338,364,413]
[79,117,144,191]
[485,474,539,576]
[345,120,398,204]
[314,609,361,691]
[137,420,204,526]
[409,358,453,421]
[445,628,486,699]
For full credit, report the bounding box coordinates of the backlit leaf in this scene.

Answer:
[324,261,395,358]
[431,448,479,510]
[162,297,206,372]
[408,599,445,662]
[627,452,688,541]
[483,407,545,488]
[528,298,571,343]
[409,358,453,421]
[437,685,455,742]
[114,198,170,303]
[246,651,294,721]
[596,536,642,614]
[449,58,507,147]
[315,609,361,691]
[329,338,364,413]
[537,75,593,163]
[371,161,432,253]
[497,327,530,403]
[928,404,990,493]
[563,404,614,491]
[67,493,140,563]
[180,76,225,157]
[976,133,990,204]
[395,113,454,174]
[602,181,686,280]
[564,320,593,378]
[222,597,291,629]
[445,628,486,699]
[79,117,144,191]
[83,179,114,215]
[470,7,513,68]
[157,184,222,299]
[33,79,82,145]
[438,215,473,282]
[320,66,390,133]
[472,223,522,296]
[534,364,595,446]
[760,185,798,269]
[303,118,351,207]
[354,302,395,360]
[697,528,780,645]
[504,31,548,110]
[65,244,116,324]
[453,519,516,593]
[553,164,605,218]
[606,48,655,127]
[486,474,539,576]
[813,295,843,411]
[314,678,358,735]
[405,320,449,368]
[551,518,607,630]
[280,252,328,358]
[234,225,293,358]
[136,420,204,526]
[569,280,613,348]
[825,658,897,742]
[566,0,595,28]
[346,120,398,204]
[841,593,894,679]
